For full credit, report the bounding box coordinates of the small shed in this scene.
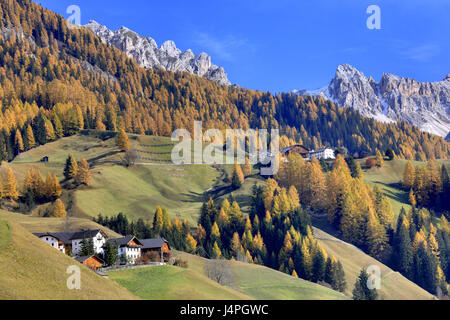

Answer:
[76,255,105,271]
[40,156,49,162]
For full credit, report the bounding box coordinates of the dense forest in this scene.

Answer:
[0,0,449,163]
[95,189,348,293]
[275,154,449,295]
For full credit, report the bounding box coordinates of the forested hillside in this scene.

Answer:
[0,0,448,163]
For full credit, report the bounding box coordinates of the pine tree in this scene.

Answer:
[311,247,326,282]
[75,157,92,185]
[393,216,413,279]
[385,148,395,161]
[52,199,66,218]
[80,237,95,256]
[2,168,18,200]
[104,241,118,266]
[116,129,130,151]
[63,154,78,180]
[352,268,378,300]
[335,261,347,292]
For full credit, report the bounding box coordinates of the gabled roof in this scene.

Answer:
[140,238,170,250]
[107,235,143,248]
[309,147,334,153]
[33,229,107,244]
[33,232,74,245]
[70,229,106,240]
[280,144,310,154]
[75,255,105,264]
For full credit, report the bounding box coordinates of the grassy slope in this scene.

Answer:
[361,158,450,219]
[0,209,121,238]
[8,132,258,224]
[174,251,348,300]
[313,227,434,300]
[107,265,251,300]
[9,133,223,224]
[0,219,137,300]
[74,164,218,223]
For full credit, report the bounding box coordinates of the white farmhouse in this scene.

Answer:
[70,230,108,257]
[308,148,335,160]
[33,229,108,257]
[107,235,143,264]
[33,233,69,253]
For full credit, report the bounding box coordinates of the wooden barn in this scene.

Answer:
[280,145,310,158]
[76,255,105,271]
[140,238,171,262]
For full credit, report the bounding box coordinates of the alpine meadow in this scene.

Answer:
[0,0,449,310]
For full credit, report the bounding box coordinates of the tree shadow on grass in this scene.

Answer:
[372,181,408,205]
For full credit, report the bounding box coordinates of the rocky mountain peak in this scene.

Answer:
[84,21,230,86]
[299,64,450,137]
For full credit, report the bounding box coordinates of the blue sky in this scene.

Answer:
[37,0,450,92]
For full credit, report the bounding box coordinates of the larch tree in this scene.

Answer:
[45,173,61,200]
[52,199,67,218]
[25,125,36,149]
[212,241,222,258]
[243,157,252,177]
[403,161,415,190]
[230,232,242,257]
[375,149,384,168]
[152,206,164,234]
[308,158,327,211]
[231,163,245,189]
[116,129,130,151]
[3,168,18,200]
[185,233,197,253]
[75,157,92,185]
[22,168,36,195]
[14,129,24,153]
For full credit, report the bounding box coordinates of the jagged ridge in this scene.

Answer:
[298,64,450,137]
[84,20,230,86]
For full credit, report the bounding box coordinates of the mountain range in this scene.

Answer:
[84,21,449,139]
[84,20,230,86]
[295,64,450,138]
